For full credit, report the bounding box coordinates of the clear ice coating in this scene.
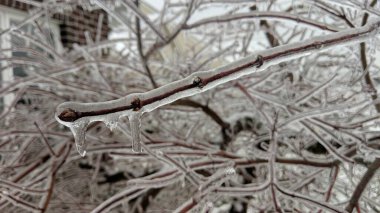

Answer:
[198,164,236,194]
[105,114,120,132]
[55,20,380,156]
[292,74,338,105]
[71,119,89,157]
[129,113,143,153]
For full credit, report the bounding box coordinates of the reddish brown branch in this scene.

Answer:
[34,122,59,158]
[345,158,380,212]
[58,21,380,123]
[360,0,380,112]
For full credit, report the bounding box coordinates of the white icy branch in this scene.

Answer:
[56,20,380,126]
[54,19,380,157]
[185,11,341,32]
[120,0,166,41]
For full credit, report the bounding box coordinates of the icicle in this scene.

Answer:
[368,36,378,56]
[254,18,260,33]
[70,119,90,157]
[307,1,313,18]
[129,112,142,153]
[181,176,186,188]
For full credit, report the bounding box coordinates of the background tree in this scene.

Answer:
[1,0,380,212]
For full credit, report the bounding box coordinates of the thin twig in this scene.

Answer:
[34,122,59,158]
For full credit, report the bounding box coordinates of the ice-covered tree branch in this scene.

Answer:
[2,0,380,212]
[56,20,380,156]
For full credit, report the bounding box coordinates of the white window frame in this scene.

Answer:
[0,5,63,112]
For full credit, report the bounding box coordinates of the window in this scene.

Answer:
[0,6,62,112]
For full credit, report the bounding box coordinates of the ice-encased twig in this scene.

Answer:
[0,179,47,195]
[90,187,147,213]
[275,184,345,213]
[301,121,354,163]
[280,99,370,128]
[292,74,338,105]
[215,180,270,196]
[56,20,380,156]
[127,172,183,188]
[0,191,42,212]
[173,166,236,213]
[185,11,341,32]
[120,0,166,41]
[0,9,45,37]
[93,0,136,34]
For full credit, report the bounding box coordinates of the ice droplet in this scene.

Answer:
[70,119,90,157]
[129,113,142,153]
[105,114,119,131]
[225,167,236,176]
[205,201,214,210]
[106,121,118,131]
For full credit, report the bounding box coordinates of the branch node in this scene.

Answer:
[314,41,323,49]
[256,55,264,68]
[193,76,204,88]
[58,108,80,122]
[131,98,142,111]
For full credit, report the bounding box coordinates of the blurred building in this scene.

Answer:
[0,0,110,49]
[0,0,110,110]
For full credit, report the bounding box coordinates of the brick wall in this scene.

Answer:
[0,0,42,11]
[54,6,109,49]
[0,0,110,49]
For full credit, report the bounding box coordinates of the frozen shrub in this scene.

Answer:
[0,0,380,212]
